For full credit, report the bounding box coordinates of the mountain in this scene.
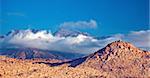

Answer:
[6,29,41,36]
[0,48,84,60]
[0,41,150,78]
[54,28,89,37]
[48,41,150,77]
[0,36,4,38]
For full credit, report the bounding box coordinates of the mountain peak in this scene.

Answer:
[106,40,137,50]
[54,28,89,37]
[84,40,150,65]
[94,40,145,58]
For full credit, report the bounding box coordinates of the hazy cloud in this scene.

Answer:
[0,29,149,54]
[0,29,119,54]
[59,20,97,30]
[122,30,150,50]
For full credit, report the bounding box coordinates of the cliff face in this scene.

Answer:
[0,41,150,78]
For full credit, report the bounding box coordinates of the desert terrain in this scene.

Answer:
[0,41,150,78]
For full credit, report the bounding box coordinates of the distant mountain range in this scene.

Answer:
[0,48,84,60]
[0,29,149,61]
[0,29,111,60]
[54,28,90,37]
[0,29,104,60]
[1,28,110,39]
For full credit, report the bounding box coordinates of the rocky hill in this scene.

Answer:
[65,41,150,77]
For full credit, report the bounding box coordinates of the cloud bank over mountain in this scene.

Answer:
[122,30,150,50]
[0,29,149,54]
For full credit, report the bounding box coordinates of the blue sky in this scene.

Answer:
[0,0,149,36]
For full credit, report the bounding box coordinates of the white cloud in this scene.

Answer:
[59,20,97,30]
[122,30,150,50]
[0,29,119,54]
[0,29,149,54]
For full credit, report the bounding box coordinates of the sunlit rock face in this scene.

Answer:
[64,41,150,77]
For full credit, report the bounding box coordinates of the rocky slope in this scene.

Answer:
[0,41,150,78]
[0,56,101,78]
[66,41,150,77]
